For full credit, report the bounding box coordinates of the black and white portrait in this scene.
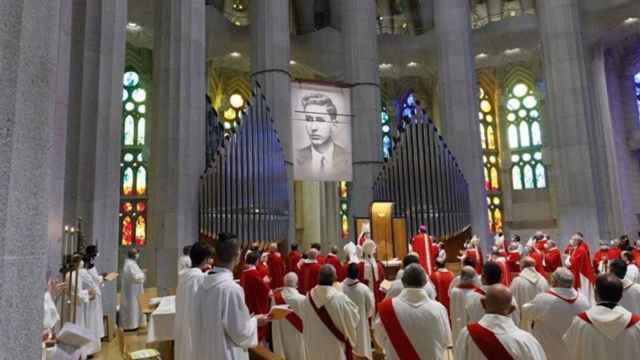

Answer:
[291,82,352,181]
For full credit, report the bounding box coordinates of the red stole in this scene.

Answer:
[308,293,353,360]
[546,290,578,304]
[273,291,303,333]
[467,323,514,360]
[411,233,433,275]
[578,312,640,328]
[377,299,420,360]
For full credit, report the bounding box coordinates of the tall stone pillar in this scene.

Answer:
[537,0,602,245]
[0,0,62,357]
[151,0,206,292]
[250,0,295,246]
[341,0,383,224]
[434,0,490,241]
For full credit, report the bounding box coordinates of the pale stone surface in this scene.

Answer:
[434,0,490,243]
[151,0,206,293]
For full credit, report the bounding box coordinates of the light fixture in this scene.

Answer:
[402,22,408,29]
[379,63,392,70]
[229,52,241,58]
[289,60,297,65]
[624,17,639,25]
[229,94,244,109]
[224,108,237,120]
[126,22,141,32]
[504,48,521,55]
[476,53,489,59]
[407,61,418,67]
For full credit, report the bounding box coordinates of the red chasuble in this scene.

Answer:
[570,243,596,289]
[608,247,622,261]
[495,259,512,287]
[465,248,484,274]
[298,261,321,294]
[377,299,420,360]
[268,252,286,289]
[317,255,326,265]
[467,323,514,360]
[240,267,271,340]
[326,254,343,280]
[358,260,386,303]
[273,290,303,333]
[506,251,521,274]
[411,233,434,275]
[430,269,455,314]
[528,250,547,278]
[592,249,609,274]
[543,248,561,274]
[287,250,302,274]
[535,240,547,254]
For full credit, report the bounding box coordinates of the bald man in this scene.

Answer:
[271,272,306,360]
[563,273,640,360]
[464,262,520,325]
[521,268,590,360]
[455,285,547,360]
[509,257,549,329]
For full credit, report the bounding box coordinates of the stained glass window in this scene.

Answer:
[504,79,546,190]
[478,85,504,233]
[339,181,350,240]
[381,103,392,160]
[634,72,640,124]
[120,69,148,246]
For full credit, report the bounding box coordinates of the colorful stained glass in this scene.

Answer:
[519,122,530,147]
[121,216,133,246]
[135,216,146,245]
[136,166,147,195]
[490,167,499,190]
[136,202,146,212]
[494,209,503,231]
[523,95,537,109]
[513,83,528,97]
[137,118,145,145]
[535,163,546,188]
[531,121,541,145]
[487,126,495,149]
[132,88,146,103]
[523,165,534,189]
[123,71,139,87]
[480,124,486,149]
[512,166,523,190]
[124,116,135,145]
[122,202,133,213]
[123,153,134,162]
[484,167,490,190]
[480,100,492,112]
[507,98,521,111]
[122,167,133,195]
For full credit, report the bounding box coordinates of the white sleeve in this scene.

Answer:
[224,288,258,349]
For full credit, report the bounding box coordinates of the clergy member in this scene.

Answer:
[450,267,480,344]
[563,273,640,360]
[240,251,271,341]
[120,248,146,330]
[410,225,435,274]
[462,236,484,274]
[267,242,286,289]
[192,233,270,359]
[609,259,640,314]
[326,246,343,280]
[374,264,451,360]
[175,241,214,360]
[342,263,375,359]
[521,268,590,359]
[622,251,640,283]
[272,272,306,360]
[449,256,481,295]
[455,284,547,360]
[79,248,105,355]
[542,240,561,274]
[566,233,596,304]
[178,245,192,273]
[312,243,326,265]
[359,239,386,303]
[299,249,322,293]
[301,265,359,360]
[287,244,303,275]
[464,261,520,325]
[386,254,437,300]
[509,257,549,328]
[430,260,455,313]
[593,240,611,274]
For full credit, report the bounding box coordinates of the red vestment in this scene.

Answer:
[430,269,454,314]
[608,247,621,261]
[298,261,321,294]
[535,240,547,254]
[325,254,343,279]
[256,261,270,280]
[528,250,547,278]
[570,243,596,289]
[592,249,609,274]
[240,267,270,340]
[287,250,302,274]
[543,248,561,274]
[267,251,285,289]
[410,233,434,275]
[632,249,640,265]
[358,260,386,303]
[316,255,326,265]
[506,251,521,274]
[464,248,484,274]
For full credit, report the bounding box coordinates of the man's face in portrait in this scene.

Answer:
[304,104,335,147]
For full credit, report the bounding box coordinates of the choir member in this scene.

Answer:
[455,285,547,360]
[287,243,303,275]
[450,266,480,344]
[358,239,386,303]
[175,241,214,360]
[120,248,146,330]
[192,233,270,359]
[326,246,343,280]
[464,262,520,325]
[387,254,436,300]
[593,240,611,274]
[509,257,549,329]
[621,251,640,284]
[341,263,375,360]
[563,273,640,360]
[430,260,454,313]
[301,265,359,360]
[267,242,286,289]
[311,243,326,264]
[178,245,192,273]
[521,268,589,360]
[240,251,271,341]
[609,260,640,314]
[374,264,451,360]
[410,224,435,274]
[299,249,322,293]
[543,240,561,274]
[271,273,306,360]
[566,233,596,304]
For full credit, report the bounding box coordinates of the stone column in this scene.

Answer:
[342,0,383,224]
[250,0,295,245]
[151,0,206,292]
[434,0,490,241]
[0,0,62,357]
[537,0,603,245]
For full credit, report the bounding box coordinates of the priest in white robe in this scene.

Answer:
[521,268,590,359]
[271,272,306,360]
[386,254,436,300]
[449,257,482,296]
[609,259,640,314]
[78,252,104,355]
[451,266,480,344]
[120,248,146,330]
[342,263,375,359]
[455,284,547,360]
[563,273,640,360]
[373,264,451,360]
[509,257,548,328]
[175,242,213,360]
[464,262,520,325]
[192,233,270,360]
[301,265,359,360]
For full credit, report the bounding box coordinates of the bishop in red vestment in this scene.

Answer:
[568,234,596,302]
[543,240,562,274]
[325,247,344,281]
[311,243,326,265]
